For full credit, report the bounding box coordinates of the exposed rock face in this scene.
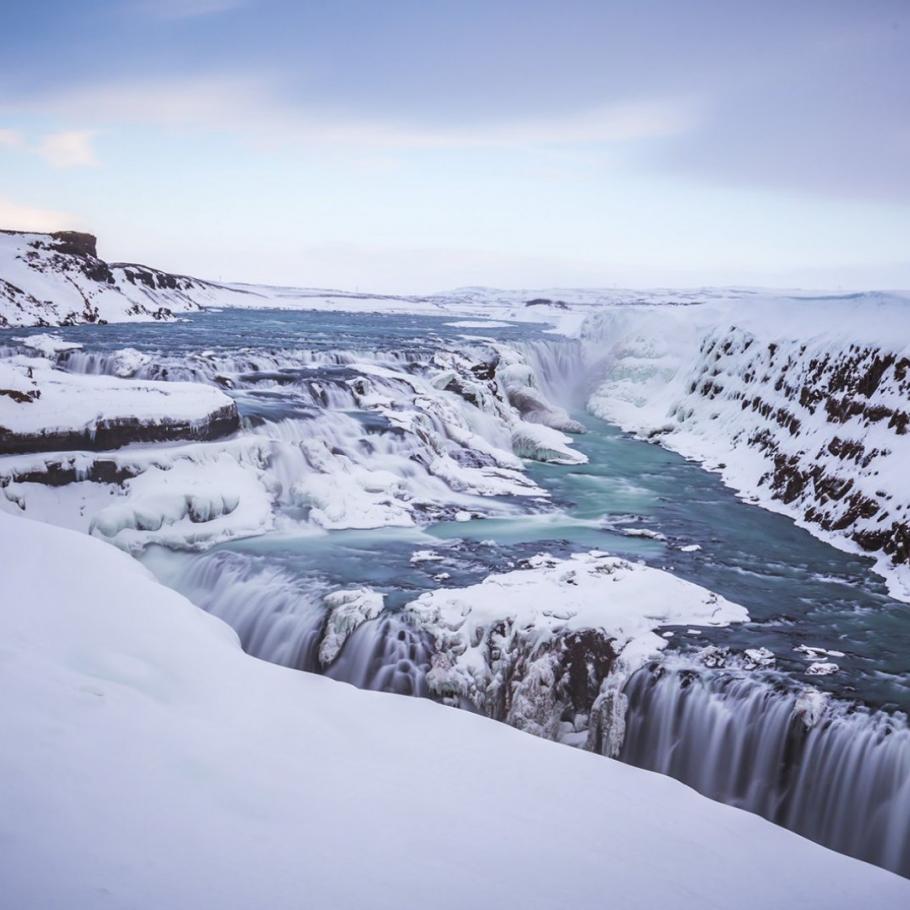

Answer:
[680,330,910,570]
[47,231,99,259]
[0,403,239,455]
[0,357,240,456]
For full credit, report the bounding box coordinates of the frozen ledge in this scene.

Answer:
[0,357,239,454]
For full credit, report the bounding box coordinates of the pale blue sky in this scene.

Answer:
[1,0,908,291]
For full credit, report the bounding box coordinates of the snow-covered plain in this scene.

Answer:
[2,511,907,909]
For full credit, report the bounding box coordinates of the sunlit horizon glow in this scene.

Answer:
[1,0,908,293]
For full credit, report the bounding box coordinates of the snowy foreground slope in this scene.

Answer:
[2,512,907,909]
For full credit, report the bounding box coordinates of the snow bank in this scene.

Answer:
[12,332,83,355]
[1,511,906,909]
[511,420,588,465]
[88,454,273,551]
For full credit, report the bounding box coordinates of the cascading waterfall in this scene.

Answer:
[143,547,432,696]
[325,618,432,697]
[23,316,908,876]
[53,345,434,385]
[143,548,330,672]
[619,665,910,876]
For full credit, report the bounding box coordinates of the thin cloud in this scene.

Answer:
[17,75,698,150]
[0,128,25,148]
[37,130,98,168]
[0,196,78,232]
[134,0,246,19]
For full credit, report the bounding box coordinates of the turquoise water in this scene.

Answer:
[215,408,909,711]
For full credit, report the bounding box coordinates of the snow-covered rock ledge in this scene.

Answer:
[2,511,907,908]
[0,357,239,454]
[403,551,748,750]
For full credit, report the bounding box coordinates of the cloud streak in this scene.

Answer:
[133,0,246,20]
[13,75,697,151]
[36,130,98,168]
[0,128,25,149]
[0,127,98,168]
[0,196,78,232]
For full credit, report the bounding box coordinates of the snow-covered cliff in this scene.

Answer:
[581,293,910,599]
[0,230,240,326]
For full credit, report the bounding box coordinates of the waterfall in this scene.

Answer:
[53,344,436,385]
[325,617,432,697]
[143,547,433,697]
[619,664,910,876]
[143,549,329,672]
[516,338,589,409]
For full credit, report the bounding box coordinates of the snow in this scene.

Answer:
[0,230,222,326]
[407,551,749,709]
[12,332,83,355]
[0,356,234,439]
[318,587,385,666]
[410,549,444,563]
[796,644,846,659]
[2,511,907,909]
[623,527,667,541]
[511,419,588,465]
[807,661,840,676]
[88,454,274,551]
[744,647,776,668]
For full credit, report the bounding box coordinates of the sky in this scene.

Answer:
[1,0,908,292]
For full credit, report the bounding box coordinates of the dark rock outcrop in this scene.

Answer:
[48,231,99,259]
[0,403,240,456]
